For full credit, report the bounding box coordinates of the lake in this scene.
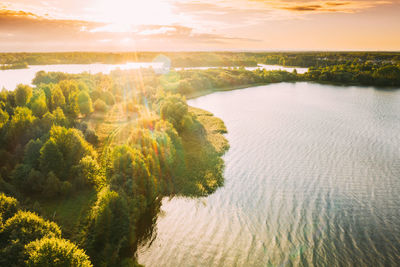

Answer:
[137,82,400,266]
[0,63,307,91]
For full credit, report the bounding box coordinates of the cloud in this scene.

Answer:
[254,0,392,13]
[0,9,258,51]
[134,25,260,43]
[0,9,103,36]
[173,0,392,19]
[270,0,392,13]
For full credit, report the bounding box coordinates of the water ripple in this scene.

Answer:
[138,82,400,266]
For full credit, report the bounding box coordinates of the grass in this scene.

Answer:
[38,103,137,240]
[39,189,97,239]
[189,106,229,155]
[171,107,229,196]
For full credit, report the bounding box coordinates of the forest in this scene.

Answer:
[1,51,400,69]
[0,68,232,266]
[0,52,258,68]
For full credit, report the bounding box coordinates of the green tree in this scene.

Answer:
[43,172,61,198]
[51,86,65,110]
[15,84,32,106]
[24,139,43,169]
[0,193,19,222]
[7,107,37,145]
[0,108,8,128]
[0,211,61,266]
[40,139,64,175]
[100,91,115,106]
[77,155,102,188]
[77,91,93,116]
[157,94,192,132]
[49,126,96,172]
[41,107,67,132]
[94,99,107,112]
[26,169,46,194]
[24,237,93,267]
[84,188,131,266]
[30,96,48,118]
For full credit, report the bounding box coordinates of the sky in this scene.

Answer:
[0,0,399,51]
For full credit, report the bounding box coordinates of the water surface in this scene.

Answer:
[138,82,400,266]
[0,62,164,90]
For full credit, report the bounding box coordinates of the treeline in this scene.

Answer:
[158,68,299,97]
[0,52,257,68]
[0,62,29,70]
[304,63,400,87]
[261,52,400,67]
[0,68,229,265]
[1,51,400,69]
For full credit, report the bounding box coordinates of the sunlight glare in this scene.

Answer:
[94,0,176,28]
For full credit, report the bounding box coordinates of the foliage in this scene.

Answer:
[77,91,93,116]
[0,108,9,128]
[0,193,19,222]
[15,84,32,106]
[24,237,93,267]
[0,211,61,266]
[93,99,107,112]
[30,95,48,118]
[156,93,193,132]
[304,63,400,87]
[51,85,66,110]
[7,106,37,146]
[84,188,131,266]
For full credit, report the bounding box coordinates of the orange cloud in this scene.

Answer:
[0,9,258,51]
[269,0,392,13]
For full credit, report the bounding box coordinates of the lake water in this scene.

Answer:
[137,82,400,266]
[0,63,307,91]
[0,62,165,90]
